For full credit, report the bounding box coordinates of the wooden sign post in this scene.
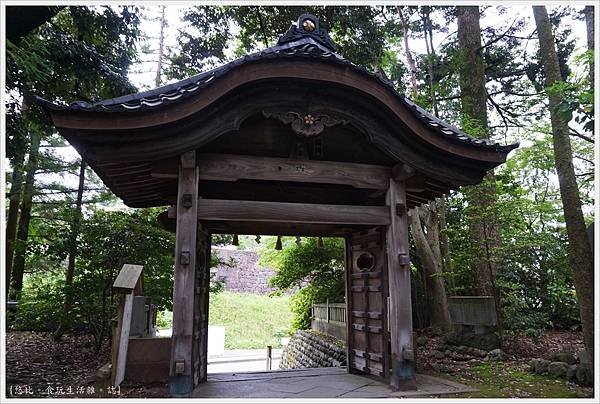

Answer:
[111,263,144,387]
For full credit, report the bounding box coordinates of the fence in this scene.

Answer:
[311,301,347,340]
[447,296,497,327]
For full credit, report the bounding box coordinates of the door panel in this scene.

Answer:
[192,227,210,386]
[346,227,389,380]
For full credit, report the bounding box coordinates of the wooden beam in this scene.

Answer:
[386,179,417,391]
[196,199,390,226]
[151,153,391,190]
[169,150,199,397]
[391,163,416,182]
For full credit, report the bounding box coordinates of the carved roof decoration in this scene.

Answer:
[277,13,338,52]
[36,14,516,153]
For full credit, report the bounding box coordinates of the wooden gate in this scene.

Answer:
[192,228,211,385]
[346,227,389,380]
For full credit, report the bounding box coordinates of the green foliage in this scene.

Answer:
[262,237,345,330]
[445,134,582,332]
[168,6,389,80]
[549,50,595,134]
[11,270,65,331]
[208,291,293,349]
[10,208,175,348]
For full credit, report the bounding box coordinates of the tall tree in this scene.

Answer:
[53,159,86,339]
[409,204,451,330]
[532,4,595,370]
[155,5,167,87]
[9,129,41,300]
[6,5,140,300]
[399,6,450,330]
[5,105,27,298]
[584,6,594,91]
[456,6,502,298]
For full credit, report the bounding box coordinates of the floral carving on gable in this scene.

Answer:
[262,109,349,137]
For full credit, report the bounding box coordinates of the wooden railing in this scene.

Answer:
[312,300,346,324]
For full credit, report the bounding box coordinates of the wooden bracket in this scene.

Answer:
[180,151,196,168]
[402,347,415,361]
[182,194,193,208]
[395,203,406,217]
[398,253,410,266]
[180,251,191,265]
[391,163,416,181]
[175,360,185,375]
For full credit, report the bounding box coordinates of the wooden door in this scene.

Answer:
[346,227,389,380]
[192,227,211,385]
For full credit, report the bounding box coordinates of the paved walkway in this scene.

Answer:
[208,349,283,374]
[194,367,475,398]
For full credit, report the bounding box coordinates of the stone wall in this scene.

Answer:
[280,330,347,370]
[211,248,277,294]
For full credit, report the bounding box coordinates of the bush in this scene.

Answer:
[262,237,345,331]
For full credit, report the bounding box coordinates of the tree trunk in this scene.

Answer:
[5,148,25,299]
[54,159,86,339]
[533,4,595,370]
[584,6,594,91]
[409,206,451,331]
[398,8,449,330]
[155,5,166,87]
[456,6,502,297]
[9,130,41,300]
[397,6,418,97]
[438,196,455,294]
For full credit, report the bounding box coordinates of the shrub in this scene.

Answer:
[262,237,345,331]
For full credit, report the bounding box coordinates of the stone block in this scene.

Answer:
[487,348,506,362]
[566,364,577,381]
[547,362,568,378]
[444,331,500,351]
[576,363,593,386]
[550,351,576,365]
[534,359,550,375]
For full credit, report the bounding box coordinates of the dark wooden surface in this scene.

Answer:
[385,179,417,390]
[45,60,512,209]
[169,151,200,396]
[196,199,390,225]
[152,153,391,190]
[347,228,389,381]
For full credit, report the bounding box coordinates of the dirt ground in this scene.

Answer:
[4,329,594,398]
[5,331,167,398]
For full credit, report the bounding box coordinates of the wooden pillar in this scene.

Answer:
[169,151,199,396]
[386,178,417,390]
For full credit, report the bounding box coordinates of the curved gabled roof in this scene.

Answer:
[37,13,518,209]
[37,28,515,154]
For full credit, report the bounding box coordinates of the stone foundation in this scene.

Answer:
[280,330,347,370]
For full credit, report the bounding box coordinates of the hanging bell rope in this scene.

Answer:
[317,237,324,248]
[232,234,239,246]
[255,235,261,244]
[275,235,283,250]
[295,236,301,246]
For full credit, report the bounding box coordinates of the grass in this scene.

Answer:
[446,361,590,398]
[208,291,293,349]
[155,292,293,349]
[156,292,293,349]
